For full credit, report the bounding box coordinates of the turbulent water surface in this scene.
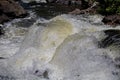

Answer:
[0,14,120,80]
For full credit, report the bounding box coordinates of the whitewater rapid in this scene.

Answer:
[0,14,120,80]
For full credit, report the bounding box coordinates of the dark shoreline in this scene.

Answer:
[0,0,120,26]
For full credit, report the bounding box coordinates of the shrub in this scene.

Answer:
[96,0,120,15]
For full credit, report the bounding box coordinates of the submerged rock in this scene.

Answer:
[0,25,4,36]
[0,75,15,80]
[99,29,120,48]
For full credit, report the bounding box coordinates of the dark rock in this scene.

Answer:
[102,15,120,26]
[115,57,120,65]
[104,29,120,36]
[0,75,15,80]
[112,71,119,76]
[0,0,27,17]
[99,29,120,48]
[0,0,27,24]
[13,19,36,27]
[0,57,5,59]
[0,25,4,36]
[0,14,10,23]
[69,2,99,15]
[43,70,49,79]
[116,65,120,69]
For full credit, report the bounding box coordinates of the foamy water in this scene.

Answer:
[0,14,120,80]
[21,0,46,3]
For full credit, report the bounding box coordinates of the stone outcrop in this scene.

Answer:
[0,0,27,24]
[69,2,99,14]
[102,15,120,26]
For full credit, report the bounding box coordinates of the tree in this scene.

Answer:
[96,0,120,15]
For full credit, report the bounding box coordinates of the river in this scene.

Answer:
[0,9,120,80]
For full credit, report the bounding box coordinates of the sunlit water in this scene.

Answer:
[0,14,120,80]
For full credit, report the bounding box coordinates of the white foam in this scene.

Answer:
[49,33,118,80]
[21,0,47,3]
[0,14,119,80]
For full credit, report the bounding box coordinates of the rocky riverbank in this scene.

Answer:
[0,0,120,26]
[26,0,120,26]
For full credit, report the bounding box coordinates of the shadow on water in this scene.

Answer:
[99,29,120,48]
[32,3,81,19]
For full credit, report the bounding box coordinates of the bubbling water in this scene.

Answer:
[0,14,120,80]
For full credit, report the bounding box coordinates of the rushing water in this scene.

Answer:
[21,0,46,3]
[0,14,120,80]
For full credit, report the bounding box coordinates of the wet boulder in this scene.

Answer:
[0,0,27,23]
[102,15,120,26]
[0,14,10,24]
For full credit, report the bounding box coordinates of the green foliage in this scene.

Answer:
[116,6,120,14]
[95,0,120,15]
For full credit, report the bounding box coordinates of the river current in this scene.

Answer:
[0,13,120,80]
